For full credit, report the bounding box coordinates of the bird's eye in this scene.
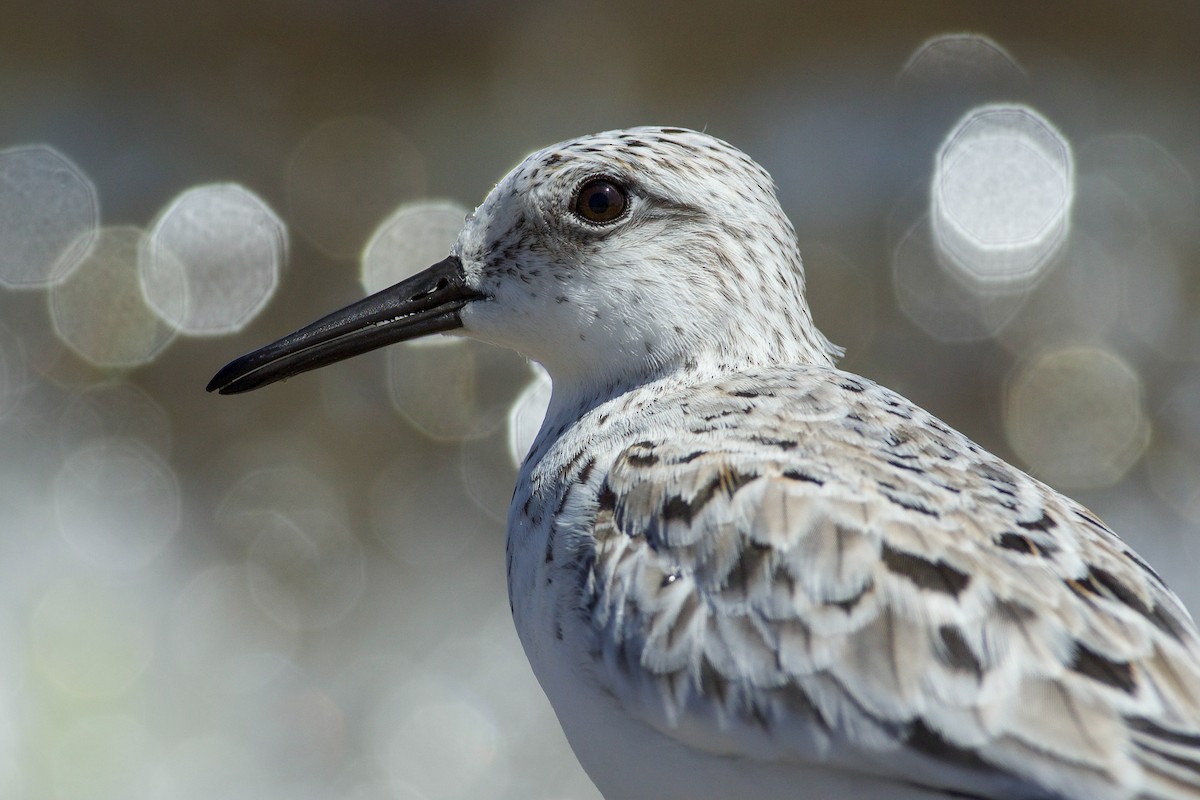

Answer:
[572,178,628,225]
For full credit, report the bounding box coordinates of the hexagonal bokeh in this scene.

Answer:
[0,145,98,289]
[932,104,1074,290]
[141,183,286,336]
[49,227,179,367]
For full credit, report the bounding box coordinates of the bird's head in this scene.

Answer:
[208,127,838,398]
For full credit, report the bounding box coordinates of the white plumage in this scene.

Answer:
[212,127,1200,799]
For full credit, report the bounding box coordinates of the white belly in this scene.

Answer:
[509,537,947,800]
[527,632,948,800]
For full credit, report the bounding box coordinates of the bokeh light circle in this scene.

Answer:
[899,33,1025,86]
[54,436,181,570]
[142,183,286,335]
[0,145,98,288]
[49,226,180,367]
[507,363,552,468]
[933,104,1074,290]
[1005,345,1149,489]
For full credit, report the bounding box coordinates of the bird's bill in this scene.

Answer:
[206,255,482,395]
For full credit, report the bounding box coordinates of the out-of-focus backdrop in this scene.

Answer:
[2,3,1198,798]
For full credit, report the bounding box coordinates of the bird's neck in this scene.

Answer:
[539,335,836,438]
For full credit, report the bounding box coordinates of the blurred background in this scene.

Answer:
[1,2,1198,798]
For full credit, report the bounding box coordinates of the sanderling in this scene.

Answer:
[209,127,1200,799]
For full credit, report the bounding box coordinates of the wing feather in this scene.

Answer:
[573,366,1200,799]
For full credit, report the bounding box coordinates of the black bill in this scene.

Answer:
[207,255,483,395]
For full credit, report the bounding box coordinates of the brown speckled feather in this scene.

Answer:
[521,365,1200,800]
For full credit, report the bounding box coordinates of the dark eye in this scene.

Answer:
[572,178,628,225]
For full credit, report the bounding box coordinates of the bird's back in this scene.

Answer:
[508,362,1200,800]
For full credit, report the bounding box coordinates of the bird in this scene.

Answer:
[208,127,1200,799]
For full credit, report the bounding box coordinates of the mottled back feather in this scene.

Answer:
[517,365,1200,800]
